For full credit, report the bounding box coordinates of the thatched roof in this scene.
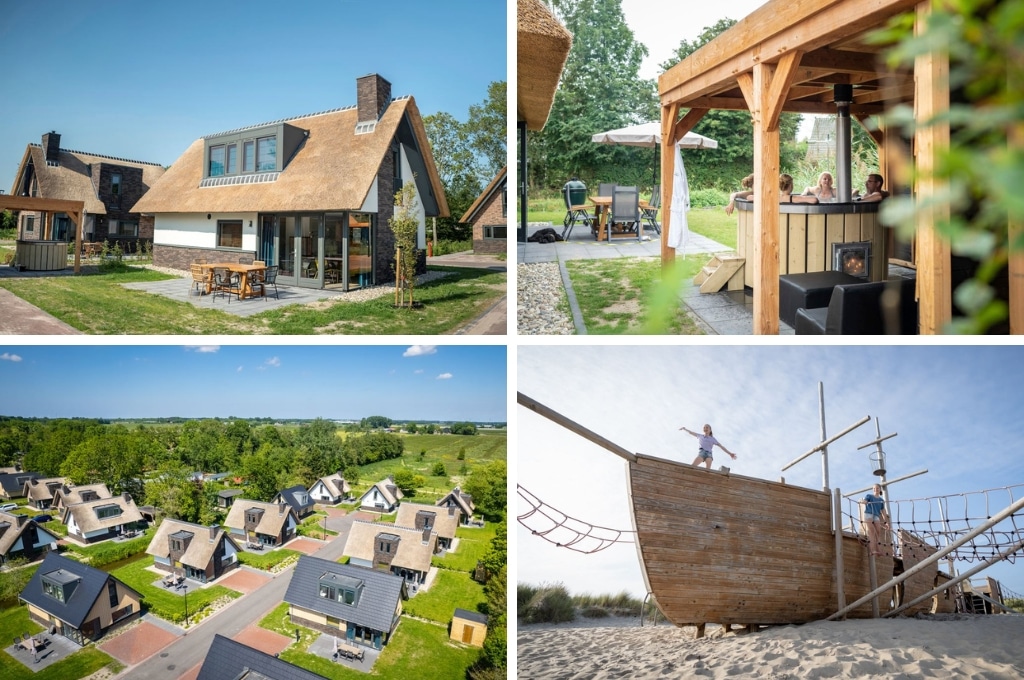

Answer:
[146,518,239,571]
[314,473,351,498]
[517,0,572,130]
[0,511,59,557]
[360,478,404,508]
[223,499,295,539]
[23,477,68,504]
[343,520,435,574]
[132,97,448,216]
[11,145,165,214]
[54,483,112,511]
[459,166,507,224]
[394,502,459,541]
[437,486,475,517]
[62,494,143,534]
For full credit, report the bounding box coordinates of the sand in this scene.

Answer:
[517,613,1024,678]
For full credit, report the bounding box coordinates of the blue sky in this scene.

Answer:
[0,344,506,421]
[518,345,1024,599]
[0,0,506,192]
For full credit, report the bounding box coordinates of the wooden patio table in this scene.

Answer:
[589,195,653,241]
[337,640,364,660]
[203,263,267,300]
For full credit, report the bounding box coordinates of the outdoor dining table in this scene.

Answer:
[202,263,267,300]
[336,640,364,660]
[589,195,654,241]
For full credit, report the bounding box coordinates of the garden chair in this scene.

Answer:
[255,265,280,300]
[561,179,591,240]
[610,186,641,241]
[211,267,240,303]
[642,184,662,235]
[189,264,211,296]
[598,183,616,197]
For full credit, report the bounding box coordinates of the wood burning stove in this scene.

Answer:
[832,241,871,279]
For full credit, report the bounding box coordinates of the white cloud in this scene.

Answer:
[0,353,22,362]
[436,373,453,380]
[265,357,281,368]
[404,345,437,357]
[414,369,424,374]
[237,366,243,373]
[184,345,220,353]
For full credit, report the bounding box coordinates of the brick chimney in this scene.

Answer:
[209,525,218,541]
[374,532,399,568]
[414,510,435,531]
[42,131,61,164]
[356,74,392,124]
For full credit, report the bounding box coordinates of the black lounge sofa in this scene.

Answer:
[794,277,918,334]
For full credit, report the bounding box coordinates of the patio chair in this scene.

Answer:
[212,267,240,303]
[561,179,591,240]
[189,264,211,296]
[257,265,280,300]
[610,185,641,241]
[598,183,616,197]
[642,184,662,235]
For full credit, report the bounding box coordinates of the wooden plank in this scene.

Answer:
[788,213,807,275]
[913,2,951,333]
[806,212,826,272]
[779,210,790,275]
[660,101,680,267]
[825,214,845,270]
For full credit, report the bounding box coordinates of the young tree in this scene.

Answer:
[431,461,446,477]
[390,181,421,307]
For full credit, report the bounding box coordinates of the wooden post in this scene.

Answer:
[1010,67,1024,333]
[694,622,706,639]
[394,247,402,306]
[752,63,780,335]
[660,102,679,269]
[914,1,951,333]
[868,552,880,618]
[833,488,846,618]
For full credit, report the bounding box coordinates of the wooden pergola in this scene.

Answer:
[0,196,85,274]
[658,0,1022,334]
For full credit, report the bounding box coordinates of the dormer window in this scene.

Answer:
[318,573,363,606]
[80,490,98,502]
[256,136,276,171]
[41,569,80,603]
[209,145,225,177]
[111,173,122,196]
[94,504,122,520]
[242,141,255,172]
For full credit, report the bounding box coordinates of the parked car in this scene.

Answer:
[0,503,18,512]
[32,514,53,523]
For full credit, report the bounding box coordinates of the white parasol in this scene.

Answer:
[591,121,718,149]
[668,147,690,254]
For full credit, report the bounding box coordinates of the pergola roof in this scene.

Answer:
[517,0,572,131]
[658,0,920,115]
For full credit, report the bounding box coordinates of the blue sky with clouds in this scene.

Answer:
[0,344,506,421]
[518,345,1024,598]
[0,0,506,192]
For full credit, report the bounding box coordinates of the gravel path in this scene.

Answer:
[517,262,575,335]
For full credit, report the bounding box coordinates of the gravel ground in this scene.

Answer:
[142,264,451,303]
[517,262,575,335]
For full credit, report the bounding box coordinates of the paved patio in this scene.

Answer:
[307,632,380,672]
[121,277,352,318]
[98,620,179,666]
[4,632,81,672]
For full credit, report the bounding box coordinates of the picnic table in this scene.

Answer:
[202,262,267,300]
[336,640,364,661]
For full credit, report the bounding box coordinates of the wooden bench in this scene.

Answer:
[81,243,104,257]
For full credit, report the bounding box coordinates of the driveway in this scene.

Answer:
[217,567,272,595]
[99,621,179,666]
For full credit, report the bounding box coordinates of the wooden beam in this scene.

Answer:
[913,2,951,333]
[854,114,884,146]
[799,46,891,74]
[672,107,708,145]
[765,51,803,130]
[752,62,781,335]
[736,74,754,112]
[0,197,85,213]
[661,101,680,267]
[683,95,886,115]
[660,0,922,106]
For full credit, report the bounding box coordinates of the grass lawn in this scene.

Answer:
[0,265,504,334]
[298,512,338,538]
[432,522,497,574]
[402,569,484,624]
[263,608,479,680]
[108,555,241,625]
[237,548,301,572]
[566,256,705,334]
[355,432,506,503]
[0,606,118,680]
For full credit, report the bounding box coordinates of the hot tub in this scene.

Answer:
[735,200,885,286]
[14,240,68,271]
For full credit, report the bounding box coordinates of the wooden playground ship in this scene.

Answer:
[519,391,1024,630]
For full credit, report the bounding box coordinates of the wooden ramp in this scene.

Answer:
[694,252,745,293]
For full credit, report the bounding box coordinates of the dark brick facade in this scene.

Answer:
[154,245,257,272]
[357,74,392,124]
[373,151,427,284]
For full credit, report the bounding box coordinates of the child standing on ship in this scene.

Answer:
[680,424,738,469]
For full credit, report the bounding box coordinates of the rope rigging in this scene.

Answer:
[517,484,634,554]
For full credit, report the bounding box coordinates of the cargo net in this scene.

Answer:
[517,484,634,554]
[843,484,1024,563]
